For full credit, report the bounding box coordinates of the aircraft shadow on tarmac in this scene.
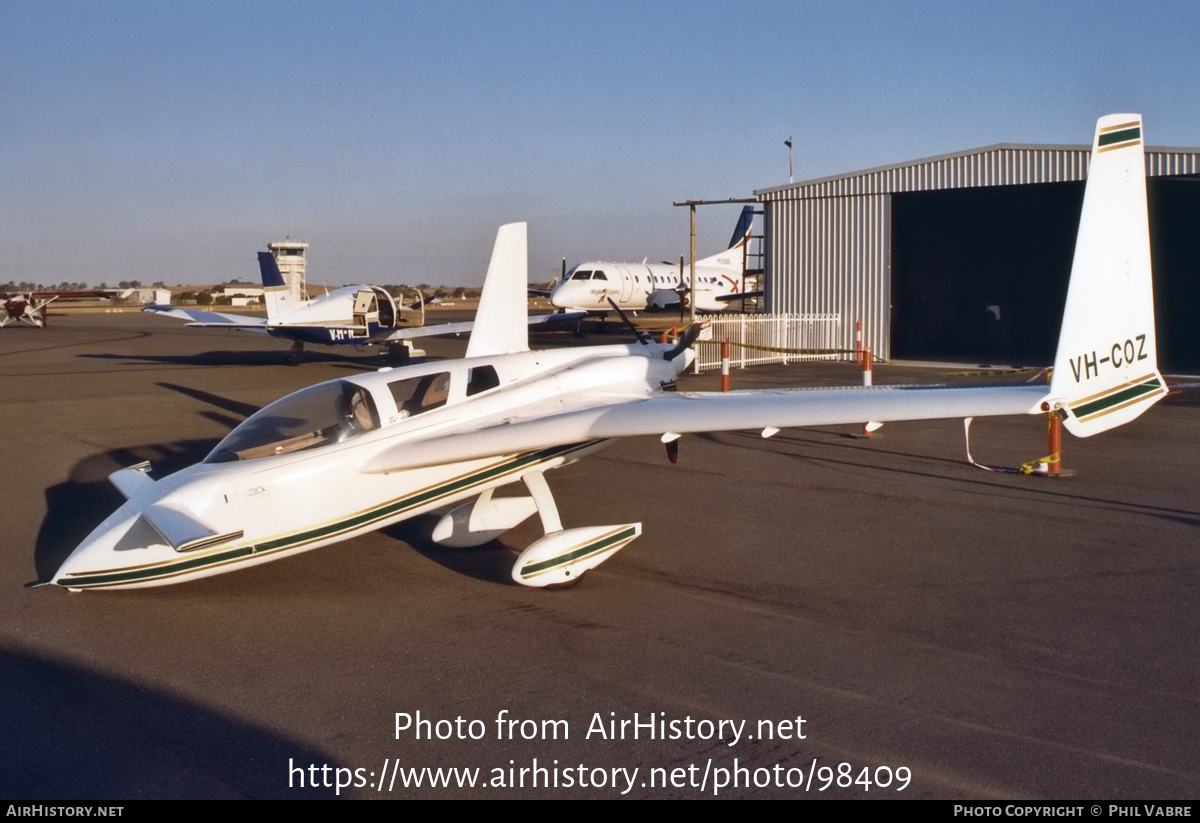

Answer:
[704,428,1200,528]
[696,427,973,466]
[1,646,338,799]
[34,439,219,581]
[382,515,521,587]
[33,384,259,581]
[77,350,389,369]
[155,382,261,419]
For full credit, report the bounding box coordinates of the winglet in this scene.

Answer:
[466,223,529,358]
[1048,114,1166,436]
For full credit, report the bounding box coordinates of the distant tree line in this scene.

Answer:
[1,281,92,292]
[0,279,168,292]
[383,285,481,300]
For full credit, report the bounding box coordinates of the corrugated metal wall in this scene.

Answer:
[758,145,1200,360]
[765,194,890,360]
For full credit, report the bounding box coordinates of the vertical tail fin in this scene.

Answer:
[256,251,298,323]
[726,205,755,251]
[696,205,755,270]
[465,223,529,358]
[1049,114,1166,436]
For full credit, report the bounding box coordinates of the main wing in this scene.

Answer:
[361,383,1049,473]
[147,303,582,340]
[377,310,586,342]
[143,305,269,332]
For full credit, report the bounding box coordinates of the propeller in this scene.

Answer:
[678,256,687,324]
[663,320,710,361]
[605,298,651,345]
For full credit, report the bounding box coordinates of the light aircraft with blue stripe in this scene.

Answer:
[146,251,580,359]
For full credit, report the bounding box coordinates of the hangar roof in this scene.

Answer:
[756,143,1200,201]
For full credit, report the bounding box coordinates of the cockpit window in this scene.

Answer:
[572,270,592,281]
[388,371,451,417]
[206,380,380,463]
[592,270,608,281]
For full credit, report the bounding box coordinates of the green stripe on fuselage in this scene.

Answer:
[253,443,588,553]
[60,442,595,588]
[57,545,255,588]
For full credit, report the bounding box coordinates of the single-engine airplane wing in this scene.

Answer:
[142,305,270,331]
[1,289,122,328]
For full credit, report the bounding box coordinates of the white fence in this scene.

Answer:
[692,314,844,373]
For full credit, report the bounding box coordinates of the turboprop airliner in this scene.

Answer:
[49,115,1166,591]
[146,252,581,358]
[548,205,761,314]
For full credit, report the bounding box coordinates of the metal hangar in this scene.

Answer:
[755,141,1200,370]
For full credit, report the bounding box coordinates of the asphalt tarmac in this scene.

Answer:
[2,312,1197,799]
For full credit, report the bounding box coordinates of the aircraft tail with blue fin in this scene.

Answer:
[696,205,755,269]
[256,251,301,324]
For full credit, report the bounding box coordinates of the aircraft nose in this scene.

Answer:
[52,508,144,589]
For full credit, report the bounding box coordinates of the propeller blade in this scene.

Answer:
[606,298,651,345]
[663,320,710,361]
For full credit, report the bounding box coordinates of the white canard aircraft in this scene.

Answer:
[51,114,1165,592]
[146,252,580,357]
[547,205,760,314]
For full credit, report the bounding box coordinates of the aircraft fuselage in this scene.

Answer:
[53,342,689,590]
[549,261,750,314]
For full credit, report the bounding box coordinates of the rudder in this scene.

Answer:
[257,251,299,322]
[1049,114,1166,436]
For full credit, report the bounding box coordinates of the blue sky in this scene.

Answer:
[3,0,1198,287]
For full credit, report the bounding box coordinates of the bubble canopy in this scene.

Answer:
[206,380,380,463]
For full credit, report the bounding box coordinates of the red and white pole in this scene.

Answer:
[855,318,862,362]
[720,339,731,392]
[861,344,875,437]
[1046,413,1062,475]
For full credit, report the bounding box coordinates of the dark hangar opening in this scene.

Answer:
[1148,177,1200,373]
[890,177,1200,372]
[890,182,1083,367]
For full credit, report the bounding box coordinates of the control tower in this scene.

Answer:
[267,239,309,302]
